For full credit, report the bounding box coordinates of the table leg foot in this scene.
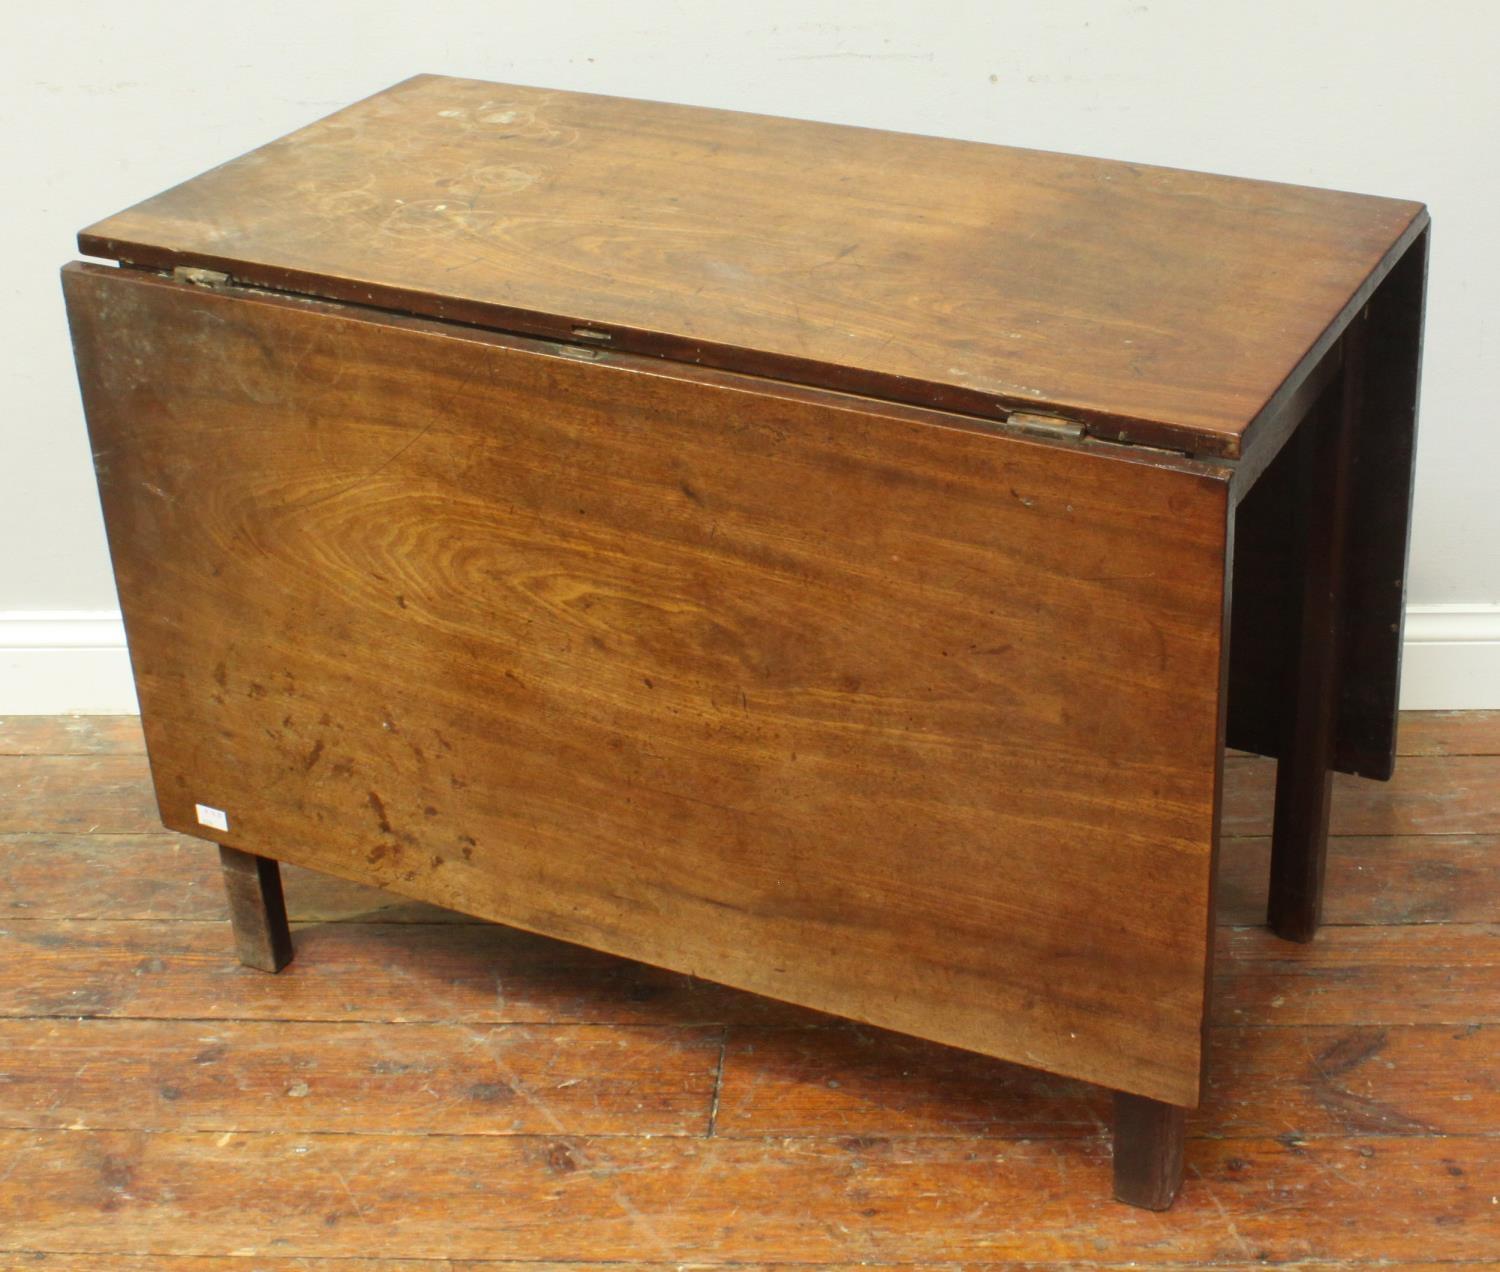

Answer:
[218,845,294,972]
[1113,1091,1187,1210]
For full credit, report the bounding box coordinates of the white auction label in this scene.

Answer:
[194,803,229,832]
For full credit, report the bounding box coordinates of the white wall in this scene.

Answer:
[4,1,1497,709]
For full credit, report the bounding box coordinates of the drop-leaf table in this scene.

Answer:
[64,75,1427,1210]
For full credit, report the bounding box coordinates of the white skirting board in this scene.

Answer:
[1398,604,1500,712]
[0,612,138,716]
[1,606,1498,715]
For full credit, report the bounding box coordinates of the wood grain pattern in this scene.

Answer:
[0,1261,708,1272]
[7,707,1486,761]
[77,75,1426,459]
[1216,924,1500,1026]
[1223,755,1500,836]
[1217,835,1500,927]
[2,1129,1493,1262]
[1398,711,1500,756]
[0,920,783,1028]
[10,1263,1499,1272]
[17,748,1497,886]
[0,715,145,754]
[0,1018,721,1136]
[8,828,1498,930]
[18,1264,1486,1272]
[6,918,1494,1032]
[1,725,1496,1262]
[63,262,1232,1106]
[715,1022,1499,1140]
[0,754,161,832]
[0,832,464,923]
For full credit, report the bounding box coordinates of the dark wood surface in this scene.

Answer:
[0,712,1495,1263]
[216,846,293,972]
[1226,227,1427,780]
[63,261,1232,1108]
[1334,226,1429,778]
[78,74,1427,460]
[1266,317,1362,941]
[1112,1092,1186,1210]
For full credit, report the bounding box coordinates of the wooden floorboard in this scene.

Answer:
[0,1015,1489,1143]
[715,1021,1499,1140]
[1396,710,1500,756]
[0,754,162,833]
[0,1018,722,1136]
[1217,833,1500,926]
[1,832,467,924]
[0,714,147,756]
[8,1263,1500,1272]
[1,1129,1495,1262]
[0,711,1495,1264]
[1222,753,1500,836]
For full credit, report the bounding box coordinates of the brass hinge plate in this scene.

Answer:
[1004,410,1195,458]
[171,266,231,288]
[1004,411,1086,441]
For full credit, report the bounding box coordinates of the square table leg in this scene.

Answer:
[218,845,295,972]
[1113,1091,1187,1210]
[1267,312,1366,943]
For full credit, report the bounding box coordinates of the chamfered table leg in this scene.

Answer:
[1266,313,1366,944]
[1113,1091,1187,1210]
[218,845,294,972]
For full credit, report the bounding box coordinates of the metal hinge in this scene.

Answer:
[552,343,602,361]
[1004,410,1194,458]
[171,266,231,288]
[1004,411,1086,442]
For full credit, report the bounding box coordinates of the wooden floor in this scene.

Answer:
[0,713,1495,1268]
